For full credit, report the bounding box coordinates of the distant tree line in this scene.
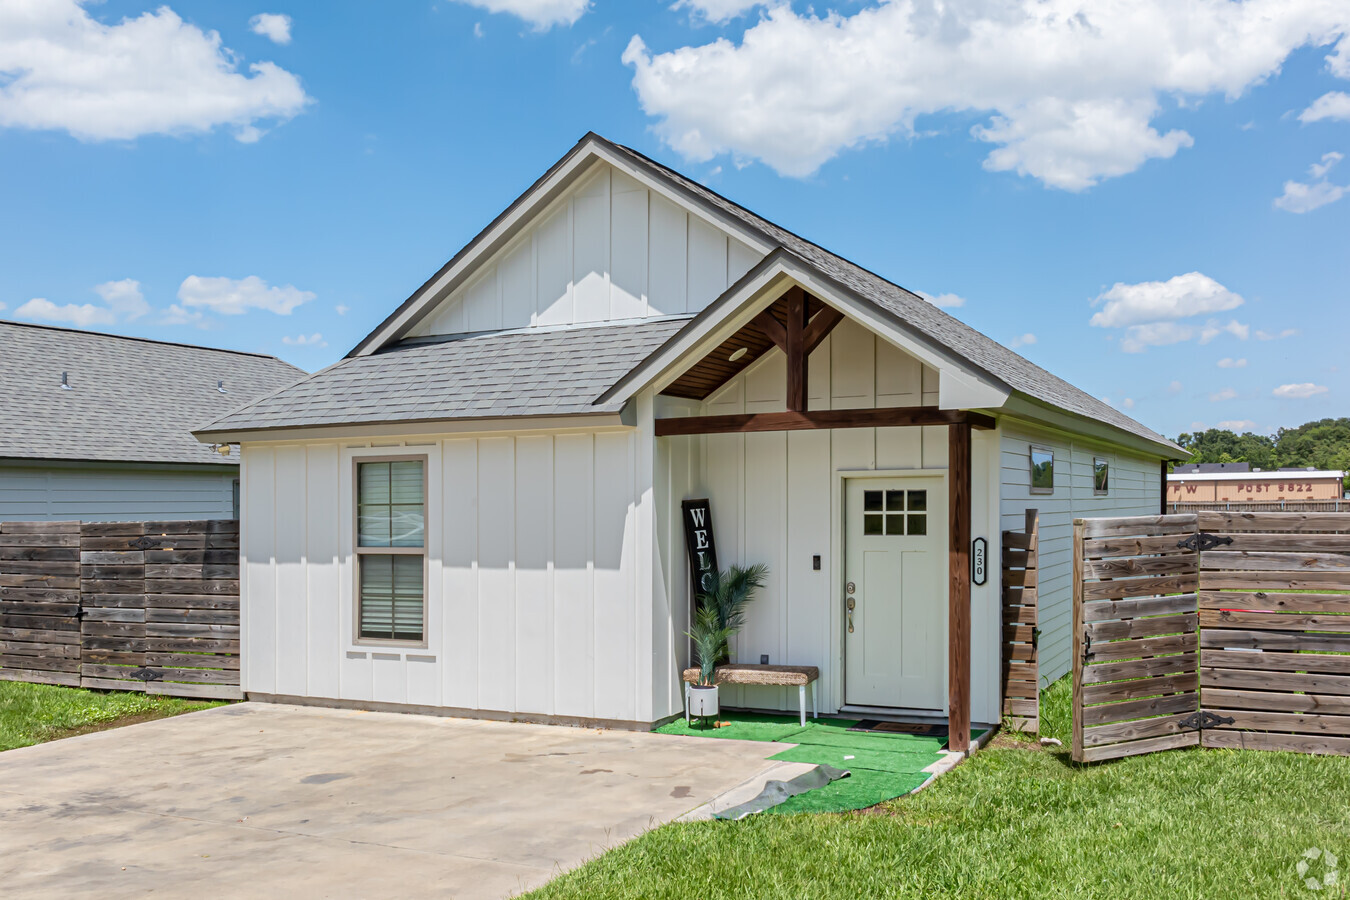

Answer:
[1173,417,1350,489]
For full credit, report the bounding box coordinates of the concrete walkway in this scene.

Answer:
[0,702,787,898]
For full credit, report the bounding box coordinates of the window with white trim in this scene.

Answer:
[1093,457,1110,496]
[355,458,425,643]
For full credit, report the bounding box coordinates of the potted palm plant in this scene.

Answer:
[686,564,769,720]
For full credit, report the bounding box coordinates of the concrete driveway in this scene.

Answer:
[0,702,789,898]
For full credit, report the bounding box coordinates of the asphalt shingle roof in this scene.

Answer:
[0,321,304,466]
[197,318,688,434]
[601,138,1181,452]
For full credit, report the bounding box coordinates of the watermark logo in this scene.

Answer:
[1297,847,1340,892]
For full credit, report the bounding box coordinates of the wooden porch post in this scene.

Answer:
[948,421,972,754]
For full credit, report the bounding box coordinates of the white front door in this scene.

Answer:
[844,477,947,710]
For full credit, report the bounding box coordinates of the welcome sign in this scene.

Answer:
[681,498,719,600]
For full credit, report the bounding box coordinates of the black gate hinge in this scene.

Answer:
[1177,532,1234,552]
[1178,711,1234,731]
[1081,631,1092,665]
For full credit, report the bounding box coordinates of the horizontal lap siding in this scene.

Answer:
[0,464,237,522]
[1001,423,1163,687]
[241,430,641,721]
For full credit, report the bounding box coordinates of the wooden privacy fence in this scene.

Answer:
[1001,509,1040,732]
[0,520,241,700]
[1072,511,1350,762]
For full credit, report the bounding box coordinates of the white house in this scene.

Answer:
[196,133,1182,750]
[0,322,303,522]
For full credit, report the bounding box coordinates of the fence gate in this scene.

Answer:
[1073,510,1350,762]
[1072,515,1201,762]
[1001,509,1040,732]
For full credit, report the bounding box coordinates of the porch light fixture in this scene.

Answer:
[728,347,748,362]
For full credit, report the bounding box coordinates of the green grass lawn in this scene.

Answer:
[0,680,224,752]
[526,679,1350,899]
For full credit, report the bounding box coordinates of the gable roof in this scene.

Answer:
[229,132,1182,456]
[0,320,304,466]
[195,318,687,436]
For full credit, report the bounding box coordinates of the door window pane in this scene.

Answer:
[908,514,927,536]
[886,514,905,535]
[907,490,927,512]
[864,513,883,535]
[864,490,883,512]
[885,490,905,511]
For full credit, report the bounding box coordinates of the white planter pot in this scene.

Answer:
[688,684,720,718]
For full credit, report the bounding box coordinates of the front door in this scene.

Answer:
[844,477,946,710]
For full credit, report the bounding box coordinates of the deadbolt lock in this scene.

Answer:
[846,581,855,594]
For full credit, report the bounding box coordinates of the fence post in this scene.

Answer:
[1071,519,1085,761]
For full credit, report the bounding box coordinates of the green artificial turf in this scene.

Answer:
[528,677,1350,899]
[657,712,956,813]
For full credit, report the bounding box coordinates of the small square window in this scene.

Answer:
[864,490,883,512]
[1030,446,1054,495]
[886,514,905,535]
[908,490,927,512]
[907,514,927,536]
[864,514,883,535]
[885,490,905,511]
[1094,458,1110,495]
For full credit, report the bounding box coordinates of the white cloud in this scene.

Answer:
[1274,152,1347,213]
[13,278,150,328]
[250,13,292,45]
[1209,387,1238,402]
[1168,380,1183,394]
[92,279,150,321]
[336,304,350,316]
[452,0,589,30]
[282,332,326,347]
[1256,328,1299,341]
[160,304,207,327]
[1217,357,1247,368]
[1090,273,1243,328]
[177,275,314,315]
[1011,333,1037,348]
[1121,397,1136,410]
[1301,91,1350,123]
[1218,419,1256,431]
[918,290,966,309]
[623,3,1350,190]
[473,22,485,39]
[0,1,310,143]
[671,0,766,25]
[1199,319,1249,344]
[1273,382,1329,399]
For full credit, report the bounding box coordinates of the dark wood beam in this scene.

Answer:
[948,421,972,755]
[802,306,845,356]
[753,308,788,354]
[786,289,807,412]
[654,407,995,436]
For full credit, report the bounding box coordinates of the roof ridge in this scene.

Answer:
[0,317,304,370]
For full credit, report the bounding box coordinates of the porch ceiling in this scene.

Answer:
[661,289,828,401]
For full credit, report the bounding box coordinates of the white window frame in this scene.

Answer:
[1093,457,1111,496]
[352,454,429,648]
[1030,445,1055,495]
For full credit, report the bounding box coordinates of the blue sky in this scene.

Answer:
[1,0,1347,440]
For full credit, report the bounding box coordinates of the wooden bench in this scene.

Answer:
[681,664,819,727]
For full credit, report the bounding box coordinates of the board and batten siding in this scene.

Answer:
[240,428,655,724]
[998,422,1163,686]
[0,461,238,521]
[675,319,1003,724]
[407,163,764,337]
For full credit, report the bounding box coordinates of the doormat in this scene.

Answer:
[848,720,948,738]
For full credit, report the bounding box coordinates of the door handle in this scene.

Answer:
[847,596,856,633]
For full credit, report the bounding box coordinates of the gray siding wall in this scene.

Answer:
[999,421,1163,688]
[0,461,238,522]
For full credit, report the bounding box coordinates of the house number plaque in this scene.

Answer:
[971,537,988,586]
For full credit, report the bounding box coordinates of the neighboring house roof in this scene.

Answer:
[1173,462,1252,474]
[0,321,304,466]
[204,133,1182,456]
[196,318,687,434]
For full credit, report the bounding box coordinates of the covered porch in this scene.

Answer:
[617,269,1005,755]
